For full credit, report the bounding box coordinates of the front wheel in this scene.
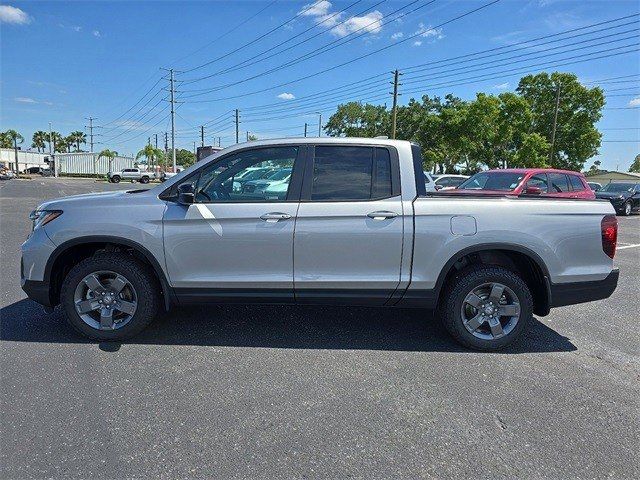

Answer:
[111,175,121,183]
[140,176,150,184]
[440,265,533,351]
[621,201,632,216]
[60,252,160,341]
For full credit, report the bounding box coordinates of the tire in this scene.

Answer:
[440,265,533,351]
[60,252,160,341]
[622,201,632,216]
[111,175,121,183]
[140,176,149,184]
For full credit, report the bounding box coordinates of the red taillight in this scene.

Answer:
[601,215,617,259]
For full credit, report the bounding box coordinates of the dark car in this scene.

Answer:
[595,182,640,216]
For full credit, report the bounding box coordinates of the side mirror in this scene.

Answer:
[434,184,443,191]
[523,185,542,195]
[177,183,195,205]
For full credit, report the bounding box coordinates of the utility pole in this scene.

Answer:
[200,126,205,147]
[235,109,240,143]
[49,122,57,177]
[391,69,402,139]
[316,112,322,136]
[304,123,308,137]
[217,137,221,147]
[246,131,250,142]
[193,142,197,155]
[85,116,98,177]
[169,69,177,172]
[155,133,158,149]
[549,82,561,164]
[164,132,168,172]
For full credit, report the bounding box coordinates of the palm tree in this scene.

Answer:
[32,131,48,153]
[97,149,118,175]
[68,131,87,152]
[49,131,63,153]
[136,145,165,173]
[0,131,13,148]
[4,130,24,171]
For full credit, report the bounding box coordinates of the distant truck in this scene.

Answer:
[107,168,157,184]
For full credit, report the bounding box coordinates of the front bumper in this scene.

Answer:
[21,278,53,308]
[549,268,619,307]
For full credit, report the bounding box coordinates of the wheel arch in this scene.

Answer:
[433,243,551,317]
[45,235,173,310]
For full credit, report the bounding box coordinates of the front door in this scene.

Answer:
[163,145,303,302]
[294,145,404,305]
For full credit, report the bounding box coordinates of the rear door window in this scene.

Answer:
[549,173,570,193]
[569,175,585,191]
[310,146,392,201]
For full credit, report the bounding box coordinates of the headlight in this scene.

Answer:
[29,209,62,230]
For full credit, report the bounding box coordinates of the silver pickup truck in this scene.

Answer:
[21,138,619,350]
[107,167,156,184]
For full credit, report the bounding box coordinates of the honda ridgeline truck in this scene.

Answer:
[21,138,619,350]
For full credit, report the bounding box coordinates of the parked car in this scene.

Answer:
[423,171,438,192]
[22,138,619,351]
[451,169,595,199]
[432,174,469,190]
[588,182,602,192]
[231,166,278,192]
[242,168,292,196]
[595,182,640,216]
[0,169,16,180]
[107,168,155,184]
[160,167,184,182]
[24,166,45,175]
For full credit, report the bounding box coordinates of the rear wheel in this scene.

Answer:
[111,175,121,183]
[622,201,632,216]
[140,176,150,184]
[60,253,160,341]
[440,265,533,351]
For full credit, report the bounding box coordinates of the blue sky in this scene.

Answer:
[1,0,638,171]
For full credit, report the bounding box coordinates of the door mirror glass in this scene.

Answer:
[177,182,195,205]
[523,185,542,195]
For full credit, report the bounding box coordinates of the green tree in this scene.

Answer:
[0,131,12,148]
[248,133,258,141]
[324,102,390,137]
[49,132,64,153]
[98,149,118,173]
[629,155,640,173]
[68,131,87,152]
[175,148,196,167]
[31,131,48,152]
[517,72,605,171]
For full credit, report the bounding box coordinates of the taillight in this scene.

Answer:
[601,215,617,259]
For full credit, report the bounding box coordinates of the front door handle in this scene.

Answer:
[260,212,291,222]
[367,211,398,220]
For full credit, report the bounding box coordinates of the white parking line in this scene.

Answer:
[618,244,640,250]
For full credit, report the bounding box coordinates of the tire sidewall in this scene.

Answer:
[443,267,533,351]
[60,254,159,341]
[112,176,121,183]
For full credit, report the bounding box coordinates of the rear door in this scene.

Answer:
[293,145,404,305]
[548,173,573,198]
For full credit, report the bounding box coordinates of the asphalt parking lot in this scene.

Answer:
[1,177,638,479]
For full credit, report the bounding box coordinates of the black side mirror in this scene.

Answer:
[177,183,195,205]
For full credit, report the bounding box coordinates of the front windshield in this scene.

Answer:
[459,172,525,191]
[601,183,634,192]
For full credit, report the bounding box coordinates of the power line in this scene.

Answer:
[181,0,326,73]
[177,0,500,103]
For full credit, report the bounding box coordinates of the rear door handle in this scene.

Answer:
[260,212,291,222]
[367,211,398,220]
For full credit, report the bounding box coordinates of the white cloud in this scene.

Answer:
[15,97,37,104]
[415,23,444,41]
[0,5,31,25]
[391,32,403,40]
[73,26,82,32]
[413,41,422,47]
[332,11,383,37]
[629,97,640,107]
[277,93,296,100]
[92,30,101,37]
[299,1,332,17]
[494,82,510,90]
[299,2,384,38]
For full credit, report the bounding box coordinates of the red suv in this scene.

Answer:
[452,168,595,199]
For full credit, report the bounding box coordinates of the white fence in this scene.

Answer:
[0,149,49,171]
[57,153,136,175]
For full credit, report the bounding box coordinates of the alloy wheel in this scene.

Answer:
[73,270,138,330]
[460,282,521,340]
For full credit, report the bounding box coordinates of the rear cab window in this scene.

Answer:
[306,145,398,201]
